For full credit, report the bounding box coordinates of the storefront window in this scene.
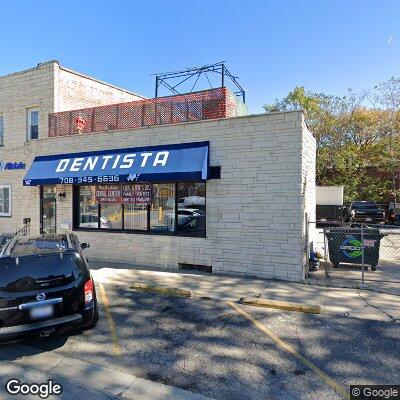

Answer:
[79,186,98,229]
[177,182,206,237]
[124,204,148,230]
[75,182,205,237]
[41,186,57,234]
[100,203,122,230]
[150,184,175,232]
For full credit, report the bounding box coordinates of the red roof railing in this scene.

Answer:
[49,88,243,137]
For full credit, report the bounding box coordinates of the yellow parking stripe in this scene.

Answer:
[98,283,122,356]
[227,301,349,400]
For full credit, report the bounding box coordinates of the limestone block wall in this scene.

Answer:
[0,111,316,281]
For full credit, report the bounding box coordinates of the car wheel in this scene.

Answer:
[371,266,377,271]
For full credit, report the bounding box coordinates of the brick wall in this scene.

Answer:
[0,111,316,282]
[54,64,144,112]
[0,61,55,148]
[0,60,145,232]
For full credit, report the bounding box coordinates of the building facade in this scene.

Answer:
[0,62,316,282]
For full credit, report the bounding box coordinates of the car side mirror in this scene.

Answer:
[81,242,90,250]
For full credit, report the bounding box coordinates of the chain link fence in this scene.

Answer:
[310,223,400,284]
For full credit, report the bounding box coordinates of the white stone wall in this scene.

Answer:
[301,118,317,276]
[0,111,316,281]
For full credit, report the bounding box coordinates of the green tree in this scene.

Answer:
[265,83,400,203]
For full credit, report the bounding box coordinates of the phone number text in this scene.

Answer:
[59,175,120,184]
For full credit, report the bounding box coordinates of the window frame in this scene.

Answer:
[0,185,12,217]
[0,113,4,146]
[27,108,39,140]
[72,182,206,238]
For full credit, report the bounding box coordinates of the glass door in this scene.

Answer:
[41,186,57,234]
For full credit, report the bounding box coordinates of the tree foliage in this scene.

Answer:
[265,81,400,203]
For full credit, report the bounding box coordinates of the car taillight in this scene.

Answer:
[84,278,93,304]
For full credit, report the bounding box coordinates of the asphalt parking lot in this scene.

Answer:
[1,283,399,400]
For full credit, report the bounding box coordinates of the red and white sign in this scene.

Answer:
[75,115,87,133]
[95,184,151,204]
[95,185,122,204]
[122,184,151,204]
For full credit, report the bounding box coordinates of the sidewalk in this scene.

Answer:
[90,261,400,323]
[0,344,212,400]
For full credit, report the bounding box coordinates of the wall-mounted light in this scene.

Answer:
[58,192,66,199]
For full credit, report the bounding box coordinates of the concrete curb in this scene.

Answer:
[129,282,192,298]
[0,344,214,400]
[129,282,323,314]
[128,282,323,314]
[239,298,323,314]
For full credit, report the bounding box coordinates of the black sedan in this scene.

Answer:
[0,233,98,342]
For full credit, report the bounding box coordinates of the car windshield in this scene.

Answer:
[9,236,70,257]
[352,202,378,209]
[82,215,98,223]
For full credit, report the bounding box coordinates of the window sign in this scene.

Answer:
[94,184,152,204]
[122,184,151,204]
[95,185,122,204]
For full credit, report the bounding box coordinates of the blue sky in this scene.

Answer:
[0,0,399,113]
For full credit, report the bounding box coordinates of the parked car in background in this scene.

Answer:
[348,201,385,224]
[178,208,206,217]
[177,214,206,236]
[178,196,206,208]
[388,203,400,225]
[80,214,112,229]
[150,209,206,236]
[0,233,98,342]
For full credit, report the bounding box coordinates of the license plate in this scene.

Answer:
[366,218,372,221]
[30,305,54,320]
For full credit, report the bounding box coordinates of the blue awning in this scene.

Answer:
[23,141,209,186]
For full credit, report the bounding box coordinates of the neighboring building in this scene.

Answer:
[316,186,344,206]
[0,60,144,149]
[0,61,316,282]
[316,186,344,222]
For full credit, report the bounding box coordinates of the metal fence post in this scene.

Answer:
[323,228,328,278]
[361,224,365,284]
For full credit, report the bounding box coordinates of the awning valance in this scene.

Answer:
[23,141,209,186]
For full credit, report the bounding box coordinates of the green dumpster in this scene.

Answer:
[326,228,384,271]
